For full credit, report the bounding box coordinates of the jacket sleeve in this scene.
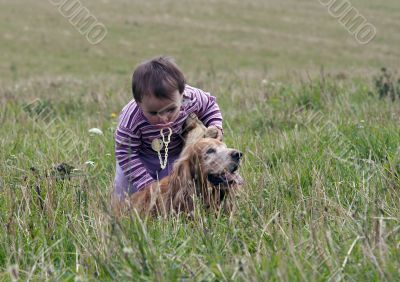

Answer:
[193,87,223,130]
[115,125,154,190]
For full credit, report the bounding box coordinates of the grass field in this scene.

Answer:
[1,0,400,280]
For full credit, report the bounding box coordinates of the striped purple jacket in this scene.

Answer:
[115,85,223,190]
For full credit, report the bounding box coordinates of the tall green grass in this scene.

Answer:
[1,73,399,280]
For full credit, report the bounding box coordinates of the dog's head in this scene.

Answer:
[168,137,244,213]
[172,138,243,188]
[196,138,243,186]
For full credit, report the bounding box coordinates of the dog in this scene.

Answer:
[116,114,244,217]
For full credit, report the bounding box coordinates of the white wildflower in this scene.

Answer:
[88,128,103,135]
[85,161,95,167]
[123,247,134,255]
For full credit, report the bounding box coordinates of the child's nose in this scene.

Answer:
[158,114,170,124]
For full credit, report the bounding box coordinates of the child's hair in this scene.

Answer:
[132,56,186,102]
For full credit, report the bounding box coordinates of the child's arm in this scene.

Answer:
[115,125,154,191]
[192,86,224,138]
[207,125,223,140]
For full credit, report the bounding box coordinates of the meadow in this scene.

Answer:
[1,0,400,280]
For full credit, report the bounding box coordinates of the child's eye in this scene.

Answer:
[149,112,158,116]
[168,108,177,113]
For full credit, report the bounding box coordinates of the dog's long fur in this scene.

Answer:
[115,114,243,217]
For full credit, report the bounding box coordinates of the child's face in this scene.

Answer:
[138,90,182,127]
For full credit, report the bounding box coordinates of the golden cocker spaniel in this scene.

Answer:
[117,114,244,217]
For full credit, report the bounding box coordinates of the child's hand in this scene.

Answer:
[206,125,223,141]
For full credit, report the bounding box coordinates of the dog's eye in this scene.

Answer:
[206,148,216,154]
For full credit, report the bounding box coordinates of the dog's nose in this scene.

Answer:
[231,150,243,162]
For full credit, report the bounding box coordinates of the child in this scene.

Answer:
[114,56,223,200]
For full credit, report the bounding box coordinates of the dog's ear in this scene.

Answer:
[169,146,198,189]
[183,114,207,145]
[169,158,191,190]
[168,146,201,212]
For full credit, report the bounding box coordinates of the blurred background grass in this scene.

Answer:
[1,0,399,83]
